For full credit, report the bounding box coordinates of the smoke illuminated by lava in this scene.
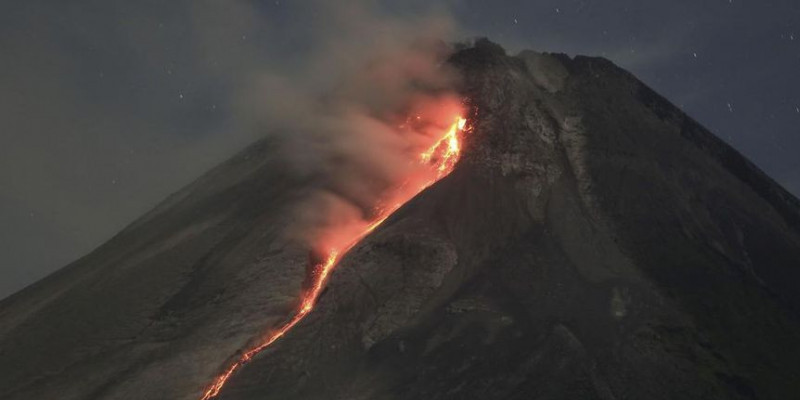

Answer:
[199,114,470,400]
[195,4,466,397]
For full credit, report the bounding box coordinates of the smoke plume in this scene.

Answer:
[239,2,464,253]
[0,0,463,298]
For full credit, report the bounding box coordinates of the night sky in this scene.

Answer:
[1,0,798,299]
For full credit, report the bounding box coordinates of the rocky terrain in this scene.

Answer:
[2,39,799,400]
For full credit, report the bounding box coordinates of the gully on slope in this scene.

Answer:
[199,114,470,400]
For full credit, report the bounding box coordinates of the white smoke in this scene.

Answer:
[236,1,464,251]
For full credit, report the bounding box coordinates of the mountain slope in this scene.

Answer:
[211,40,800,400]
[0,139,317,399]
[2,39,800,400]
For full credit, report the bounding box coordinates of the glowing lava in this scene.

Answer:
[199,115,470,400]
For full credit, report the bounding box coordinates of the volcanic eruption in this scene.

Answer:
[199,114,470,400]
[2,39,800,400]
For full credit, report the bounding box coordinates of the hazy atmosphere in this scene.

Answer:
[2,0,799,299]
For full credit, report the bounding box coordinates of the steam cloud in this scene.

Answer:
[239,2,464,252]
[0,0,463,297]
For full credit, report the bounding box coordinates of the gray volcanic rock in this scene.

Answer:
[0,140,316,400]
[2,39,800,400]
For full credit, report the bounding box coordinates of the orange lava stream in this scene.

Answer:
[199,115,469,400]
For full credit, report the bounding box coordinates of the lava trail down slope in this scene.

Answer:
[199,116,469,400]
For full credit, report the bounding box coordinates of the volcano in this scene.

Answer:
[2,39,800,400]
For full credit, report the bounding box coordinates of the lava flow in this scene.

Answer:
[199,114,470,400]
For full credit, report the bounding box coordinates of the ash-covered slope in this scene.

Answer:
[214,40,800,400]
[0,139,318,400]
[2,39,800,400]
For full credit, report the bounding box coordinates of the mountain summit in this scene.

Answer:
[2,39,799,400]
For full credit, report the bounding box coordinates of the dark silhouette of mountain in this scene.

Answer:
[2,39,799,400]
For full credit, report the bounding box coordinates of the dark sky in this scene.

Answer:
[1,0,798,299]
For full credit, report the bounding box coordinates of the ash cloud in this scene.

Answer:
[235,2,464,251]
[0,0,461,298]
